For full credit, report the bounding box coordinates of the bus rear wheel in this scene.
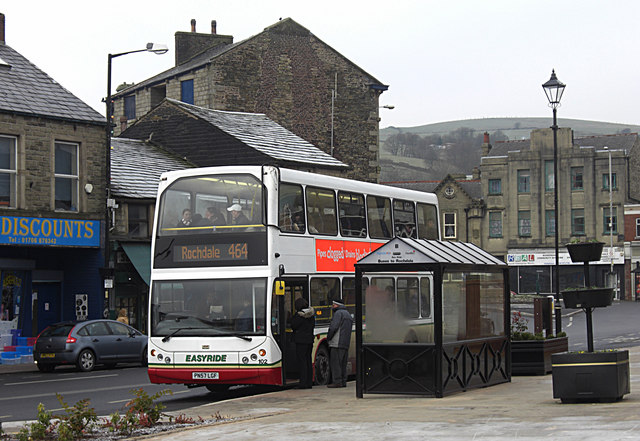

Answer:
[314,345,331,385]
[205,384,230,393]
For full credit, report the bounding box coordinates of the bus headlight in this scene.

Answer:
[250,353,258,361]
[157,353,163,361]
[242,356,249,364]
[165,357,171,364]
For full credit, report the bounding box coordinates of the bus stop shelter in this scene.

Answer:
[354,238,510,398]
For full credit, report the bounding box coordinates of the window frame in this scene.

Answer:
[603,206,618,235]
[488,179,501,195]
[571,166,584,191]
[338,191,366,238]
[366,195,392,239]
[124,94,136,120]
[571,208,585,236]
[489,211,502,238]
[544,160,554,192]
[636,217,640,239]
[128,203,149,238]
[306,186,337,236]
[517,169,530,194]
[545,210,555,237]
[443,212,456,239]
[0,135,17,208]
[54,141,79,212]
[181,79,194,104]
[603,173,617,190]
[518,210,531,237]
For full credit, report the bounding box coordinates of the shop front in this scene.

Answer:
[0,215,102,339]
[507,247,624,300]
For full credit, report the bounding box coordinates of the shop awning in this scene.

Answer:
[121,243,151,285]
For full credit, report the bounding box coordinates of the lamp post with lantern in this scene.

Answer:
[542,69,566,334]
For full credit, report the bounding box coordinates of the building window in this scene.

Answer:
[518,211,531,237]
[572,209,585,236]
[636,218,640,239]
[571,167,583,190]
[0,135,17,208]
[489,211,502,238]
[517,170,530,193]
[124,95,136,120]
[443,212,456,239]
[603,173,617,190]
[488,179,501,195]
[603,207,618,234]
[545,210,555,236]
[544,161,554,191]
[128,204,149,238]
[181,79,194,104]
[55,141,78,211]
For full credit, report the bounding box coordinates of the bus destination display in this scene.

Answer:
[174,242,248,263]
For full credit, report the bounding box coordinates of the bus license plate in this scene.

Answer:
[192,372,219,380]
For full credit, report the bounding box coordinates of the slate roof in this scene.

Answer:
[110,137,194,199]
[114,18,385,98]
[166,99,348,168]
[0,43,104,124]
[486,133,638,157]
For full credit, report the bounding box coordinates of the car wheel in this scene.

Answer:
[314,345,331,386]
[141,347,148,367]
[77,349,96,372]
[37,364,55,373]
[205,384,230,393]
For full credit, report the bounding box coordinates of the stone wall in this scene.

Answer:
[0,113,105,219]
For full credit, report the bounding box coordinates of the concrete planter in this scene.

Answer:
[552,350,630,402]
[511,337,568,375]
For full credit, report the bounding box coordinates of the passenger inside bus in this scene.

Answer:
[202,206,226,226]
[176,208,193,227]
[228,204,250,226]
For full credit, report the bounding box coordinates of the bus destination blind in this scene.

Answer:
[174,242,248,263]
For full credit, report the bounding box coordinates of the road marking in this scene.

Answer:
[0,415,12,419]
[0,384,173,402]
[4,374,118,386]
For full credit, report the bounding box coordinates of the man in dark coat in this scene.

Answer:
[291,297,315,389]
[326,298,352,388]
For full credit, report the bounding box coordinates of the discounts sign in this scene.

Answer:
[315,239,383,272]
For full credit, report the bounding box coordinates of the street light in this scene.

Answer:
[380,105,395,110]
[604,146,615,297]
[542,69,566,334]
[103,43,168,312]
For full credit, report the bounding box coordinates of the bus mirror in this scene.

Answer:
[275,280,285,296]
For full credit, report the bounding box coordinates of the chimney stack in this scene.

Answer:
[0,13,5,45]
[175,19,233,66]
[481,132,492,156]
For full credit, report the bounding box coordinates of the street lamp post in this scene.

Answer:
[542,69,566,334]
[604,146,615,297]
[103,43,168,313]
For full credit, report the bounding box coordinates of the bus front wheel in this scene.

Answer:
[314,345,331,385]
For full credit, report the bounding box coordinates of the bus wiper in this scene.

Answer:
[216,331,253,341]
[155,239,174,259]
[161,327,209,342]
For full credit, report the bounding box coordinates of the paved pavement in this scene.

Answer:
[2,345,640,440]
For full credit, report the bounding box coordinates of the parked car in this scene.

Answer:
[33,319,147,372]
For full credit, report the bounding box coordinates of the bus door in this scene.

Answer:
[271,278,307,386]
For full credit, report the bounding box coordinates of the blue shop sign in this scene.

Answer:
[0,216,100,247]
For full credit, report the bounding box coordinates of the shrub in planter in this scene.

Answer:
[552,350,630,402]
[510,311,568,375]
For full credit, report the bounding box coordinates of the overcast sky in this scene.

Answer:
[3,0,639,129]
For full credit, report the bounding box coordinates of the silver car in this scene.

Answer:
[34,319,147,372]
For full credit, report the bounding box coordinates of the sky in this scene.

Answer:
[3,0,640,129]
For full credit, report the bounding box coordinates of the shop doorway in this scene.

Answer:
[32,282,62,335]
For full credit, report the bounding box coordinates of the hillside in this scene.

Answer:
[380,117,640,142]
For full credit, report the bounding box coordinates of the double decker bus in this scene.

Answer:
[148,166,439,391]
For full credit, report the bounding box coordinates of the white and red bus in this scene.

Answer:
[147,166,439,391]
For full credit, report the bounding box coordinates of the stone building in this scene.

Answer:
[0,13,106,338]
[480,129,638,299]
[110,18,387,182]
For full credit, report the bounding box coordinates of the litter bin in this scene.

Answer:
[534,296,553,336]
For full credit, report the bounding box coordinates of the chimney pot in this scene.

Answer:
[211,20,217,34]
[191,19,196,32]
[483,132,490,144]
